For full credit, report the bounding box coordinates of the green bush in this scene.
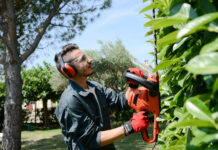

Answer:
[0,81,5,131]
[141,0,218,149]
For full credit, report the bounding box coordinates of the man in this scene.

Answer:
[55,43,149,150]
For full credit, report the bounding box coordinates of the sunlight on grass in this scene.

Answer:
[0,128,159,150]
[114,133,157,150]
[22,128,62,141]
[21,129,65,150]
[20,128,159,150]
[1,122,164,150]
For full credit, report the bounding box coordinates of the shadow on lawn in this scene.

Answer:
[22,135,66,150]
[114,132,157,150]
[114,121,164,150]
[20,121,164,150]
[21,133,157,150]
[21,127,161,150]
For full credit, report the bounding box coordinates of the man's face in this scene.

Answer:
[70,49,94,77]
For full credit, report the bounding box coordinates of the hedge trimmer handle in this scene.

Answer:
[125,72,159,96]
[141,113,159,143]
[125,72,160,143]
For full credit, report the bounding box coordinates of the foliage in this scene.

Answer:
[22,62,60,127]
[49,66,69,93]
[22,62,59,103]
[87,39,136,92]
[0,0,112,54]
[0,80,5,102]
[86,39,137,122]
[0,80,5,130]
[141,0,218,149]
[0,67,5,130]
[1,0,112,149]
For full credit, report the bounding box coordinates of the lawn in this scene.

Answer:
[19,128,157,150]
[0,128,158,150]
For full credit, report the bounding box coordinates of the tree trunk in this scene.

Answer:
[42,99,49,128]
[2,62,22,150]
[1,0,22,149]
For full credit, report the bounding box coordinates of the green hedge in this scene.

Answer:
[141,0,218,149]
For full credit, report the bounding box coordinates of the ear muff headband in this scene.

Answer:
[57,53,64,68]
[57,53,77,78]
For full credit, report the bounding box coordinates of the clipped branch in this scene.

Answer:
[21,0,64,63]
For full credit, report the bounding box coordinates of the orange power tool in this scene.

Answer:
[125,71,160,143]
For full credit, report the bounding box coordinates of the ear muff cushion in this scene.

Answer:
[61,68,72,78]
[64,64,77,77]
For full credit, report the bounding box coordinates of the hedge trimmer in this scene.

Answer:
[125,70,160,143]
[125,1,160,148]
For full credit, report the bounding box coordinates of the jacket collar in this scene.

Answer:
[69,80,95,97]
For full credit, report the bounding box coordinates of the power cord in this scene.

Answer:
[152,135,158,150]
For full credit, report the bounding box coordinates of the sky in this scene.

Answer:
[26,0,154,68]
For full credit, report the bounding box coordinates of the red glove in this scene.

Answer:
[131,111,149,132]
[126,68,143,88]
[123,111,149,135]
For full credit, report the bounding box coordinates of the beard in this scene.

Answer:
[86,69,94,77]
[77,67,94,77]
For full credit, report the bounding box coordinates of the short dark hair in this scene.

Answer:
[54,43,79,69]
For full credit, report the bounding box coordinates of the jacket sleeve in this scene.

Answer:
[102,86,129,111]
[62,98,101,149]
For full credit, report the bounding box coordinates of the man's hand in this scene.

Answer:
[131,111,149,132]
[123,111,149,135]
[100,111,149,147]
[126,68,143,88]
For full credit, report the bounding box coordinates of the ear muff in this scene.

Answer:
[63,64,77,77]
[57,53,77,78]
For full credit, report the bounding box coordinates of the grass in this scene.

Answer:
[114,133,157,150]
[20,128,158,150]
[21,129,66,150]
[1,125,161,150]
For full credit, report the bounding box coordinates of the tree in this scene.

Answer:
[141,0,218,149]
[87,39,136,92]
[49,65,69,93]
[22,62,60,128]
[0,0,112,149]
[50,39,152,122]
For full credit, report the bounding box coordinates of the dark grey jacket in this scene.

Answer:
[55,80,129,150]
